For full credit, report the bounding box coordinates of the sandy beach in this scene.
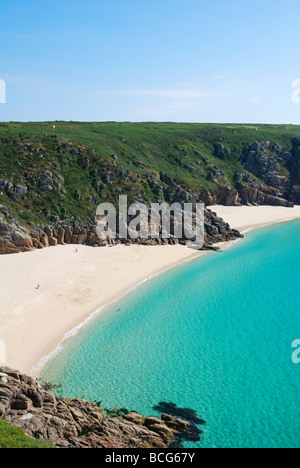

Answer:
[209,205,300,232]
[0,244,201,376]
[1,204,300,377]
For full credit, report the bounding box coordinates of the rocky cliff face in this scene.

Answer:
[1,131,300,255]
[0,134,246,255]
[201,139,300,207]
[237,140,298,206]
[0,206,242,255]
[288,139,300,202]
[0,367,202,448]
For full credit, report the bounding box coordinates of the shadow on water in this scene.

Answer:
[153,402,206,447]
[39,378,206,448]
[104,401,206,447]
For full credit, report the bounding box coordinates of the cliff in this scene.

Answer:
[0,206,242,255]
[1,122,300,254]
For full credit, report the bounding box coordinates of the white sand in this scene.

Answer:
[0,244,201,376]
[209,205,300,232]
[1,204,300,377]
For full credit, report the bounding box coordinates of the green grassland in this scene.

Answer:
[0,419,55,448]
[0,122,299,227]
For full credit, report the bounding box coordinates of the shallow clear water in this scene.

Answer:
[40,221,300,448]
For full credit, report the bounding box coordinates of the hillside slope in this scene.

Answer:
[1,122,299,254]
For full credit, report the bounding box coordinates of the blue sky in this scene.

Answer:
[0,0,300,123]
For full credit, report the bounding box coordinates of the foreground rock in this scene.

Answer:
[0,367,198,448]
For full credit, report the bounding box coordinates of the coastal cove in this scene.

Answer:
[0,205,299,375]
[2,0,300,450]
[0,244,202,375]
[0,206,299,377]
[1,206,300,448]
[38,210,300,449]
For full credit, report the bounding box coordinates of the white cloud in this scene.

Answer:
[211,75,231,80]
[95,89,225,99]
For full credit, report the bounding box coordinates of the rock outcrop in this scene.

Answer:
[201,139,300,207]
[2,132,300,257]
[0,206,243,255]
[241,141,281,178]
[204,208,242,247]
[0,367,199,449]
[290,139,300,191]
[238,140,300,206]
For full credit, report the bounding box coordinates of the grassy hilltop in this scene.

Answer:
[0,122,299,227]
[0,419,55,448]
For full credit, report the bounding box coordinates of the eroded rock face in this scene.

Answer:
[0,366,194,449]
[204,208,243,247]
[291,139,300,182]
[241,142,281,177]
[14,185,28,196]
[0,367,105,442]
[12,231,33,249]
[0,205,243,255]
[290,185,300,204]
[238,140,300,205]
[0,238,20,255]
[2,135,299,256]
[0,227,33,254]
[0,180,27,196]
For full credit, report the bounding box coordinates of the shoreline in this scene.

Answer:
[30,249,205,377]
[0,244,203,377]
[1,204,300,378]
[208,204,300,233]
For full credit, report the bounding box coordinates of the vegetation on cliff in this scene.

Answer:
[0,419,55,448]
[0,122,300,254]
[0,122,300,225]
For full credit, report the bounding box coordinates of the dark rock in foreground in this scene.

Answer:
[0,366,199,449]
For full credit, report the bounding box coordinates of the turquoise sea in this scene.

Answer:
[40,221,300,448]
